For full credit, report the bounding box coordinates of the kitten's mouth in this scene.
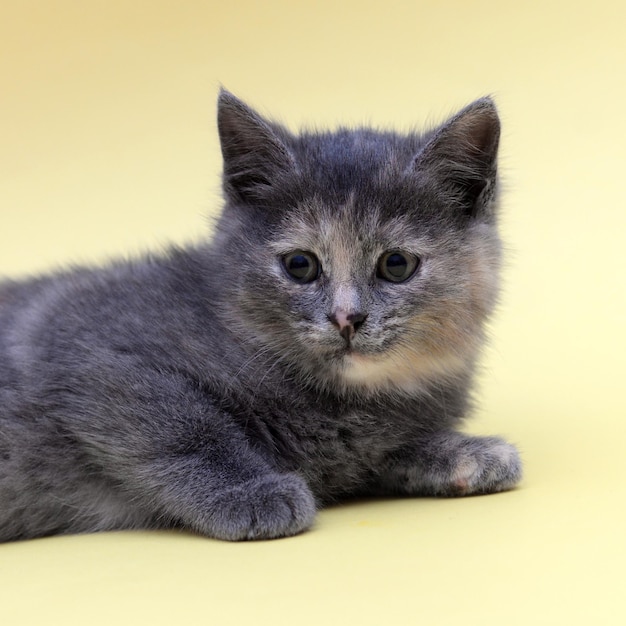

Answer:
[340,342,361,357]
[344,348,375,362]
[326,344,360,363]
[324,337,385,364]
[338,344,375,361]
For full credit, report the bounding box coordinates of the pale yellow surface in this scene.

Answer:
[1,1,625,624]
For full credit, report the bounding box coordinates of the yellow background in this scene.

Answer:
[1,1,625,624]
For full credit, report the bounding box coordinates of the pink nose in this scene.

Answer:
[328,309,367,343]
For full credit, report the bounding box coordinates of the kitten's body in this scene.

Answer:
[0,92,521,542]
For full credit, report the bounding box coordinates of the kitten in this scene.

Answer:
[0,90,521,542]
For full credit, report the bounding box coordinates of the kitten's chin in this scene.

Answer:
[336,348,468,395]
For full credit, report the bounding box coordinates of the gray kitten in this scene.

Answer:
[0,91,521,542]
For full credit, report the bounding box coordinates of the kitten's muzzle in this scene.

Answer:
[328,309,368,344]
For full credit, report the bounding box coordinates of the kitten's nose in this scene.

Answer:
[328,309,367,343]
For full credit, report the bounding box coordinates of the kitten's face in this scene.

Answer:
[235,195,499,394]
[216,91,501,394]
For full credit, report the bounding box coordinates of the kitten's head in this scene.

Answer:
[214,90,501,395]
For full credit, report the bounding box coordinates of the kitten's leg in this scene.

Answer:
[52,367,316,541]
[143,452,316,541]
[378,431,522,497]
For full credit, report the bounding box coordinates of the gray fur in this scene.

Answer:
[0,91,521,542]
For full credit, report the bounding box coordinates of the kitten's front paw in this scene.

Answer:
[201,473,316,541]
[446,437,522,496]
[385,434,522,497]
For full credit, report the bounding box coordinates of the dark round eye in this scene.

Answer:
[282,250,321,283]
[377,250,420,283]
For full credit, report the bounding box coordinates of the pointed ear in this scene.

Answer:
[413,98,500,218]
[217,89,297,203]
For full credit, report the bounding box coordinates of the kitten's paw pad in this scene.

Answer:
[204,473,316,541]
[449,438,522,496]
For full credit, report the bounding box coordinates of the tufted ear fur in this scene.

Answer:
[217,89,297,204]
[412,98,500,218]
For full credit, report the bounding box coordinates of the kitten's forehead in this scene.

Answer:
[270,195,429,263]
[292,131,418,204]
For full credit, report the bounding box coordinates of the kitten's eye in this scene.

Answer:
[282,251,321,283]
[377,250,420,283]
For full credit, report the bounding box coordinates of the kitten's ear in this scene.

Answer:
[413,98,500,218]
[217,89,297,203]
